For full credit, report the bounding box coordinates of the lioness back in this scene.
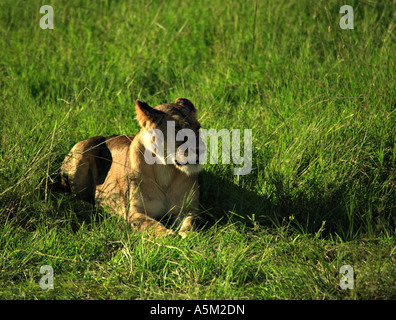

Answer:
[61,135,135,203]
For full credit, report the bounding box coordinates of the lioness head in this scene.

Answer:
[135,98,205,175]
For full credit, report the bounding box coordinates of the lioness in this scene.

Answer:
[61,98,204,238]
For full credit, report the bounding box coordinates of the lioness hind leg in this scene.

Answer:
[61,136,105,203]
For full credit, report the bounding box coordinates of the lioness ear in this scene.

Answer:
[175,97,196,113]
[135,100,164,127]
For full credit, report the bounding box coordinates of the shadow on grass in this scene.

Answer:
[198,170,395,240]
[5,167,388,241]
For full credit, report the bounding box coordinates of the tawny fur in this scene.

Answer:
[61,98,203,238]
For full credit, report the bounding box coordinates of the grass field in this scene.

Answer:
[0,0,395,300]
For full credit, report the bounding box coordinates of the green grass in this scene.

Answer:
[0,0,395,299]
